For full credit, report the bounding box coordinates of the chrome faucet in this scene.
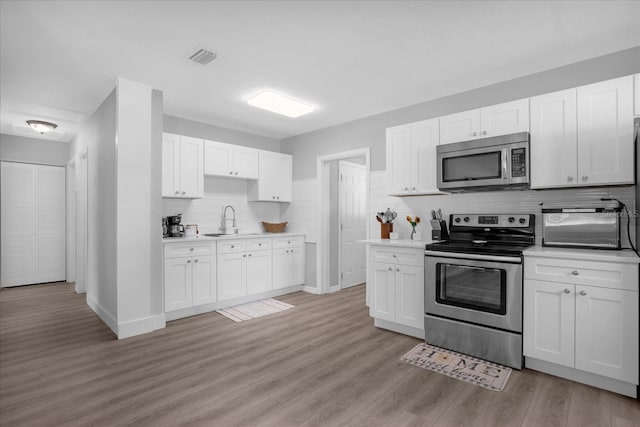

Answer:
[219,205,236,234]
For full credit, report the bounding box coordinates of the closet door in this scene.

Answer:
[36,166,66,283]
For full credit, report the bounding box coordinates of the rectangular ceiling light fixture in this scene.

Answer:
[247,90,314,118]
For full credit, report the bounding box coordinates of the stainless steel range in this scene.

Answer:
[424,213,535,369]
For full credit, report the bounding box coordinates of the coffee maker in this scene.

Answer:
[165,214,184,237]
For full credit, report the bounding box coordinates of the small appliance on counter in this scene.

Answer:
[542,207,621,250]
[429,209,449,241]
[165,214,184,237]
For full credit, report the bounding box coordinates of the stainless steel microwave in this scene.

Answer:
[436,132,530,192]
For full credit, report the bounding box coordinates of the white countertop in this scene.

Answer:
[358,238,434,248]
[163,232,305,243]
[523,245,640,264]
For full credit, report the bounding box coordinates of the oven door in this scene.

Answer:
[424,251,522,332]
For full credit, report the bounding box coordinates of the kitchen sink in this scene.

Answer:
[203,233,226,237]
[203,233,264,237]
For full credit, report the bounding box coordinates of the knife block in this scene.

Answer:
[430,220,449,241]
[380,223,393,239]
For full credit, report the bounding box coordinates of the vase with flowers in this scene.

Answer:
[406,215,420,240]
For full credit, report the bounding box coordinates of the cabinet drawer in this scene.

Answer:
[273,236,304,248]
[370,246,424,267]
[217,240,247,254]
[524,256,638,291]
[165,242,215,259]
[246,238,272,251]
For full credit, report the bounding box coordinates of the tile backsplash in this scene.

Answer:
[162,176,281,234]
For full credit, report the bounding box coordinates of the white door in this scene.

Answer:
[339,161,367,289]
[394,264,424,329]
[35,166,65,283]
[530,89,578,189]
[203,140,233,177]
[246,250,272,294]
[439,109,481,144]
[1,162,36,286]
[411,118,439,193]
[480,98,530,137]
[386,125,411,194]
[272,248,291,289]
[217,252,246,300]
[576,76,634,186]
[575,285,639,382]
[523,279,575,367]
[369,262,395,322]
[179,136,204,198]
[233,146,259,179]
[161,133,179,197]
[164,257,193,311]
[192,254,216,306]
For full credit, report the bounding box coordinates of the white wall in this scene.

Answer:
[0,133,69,166]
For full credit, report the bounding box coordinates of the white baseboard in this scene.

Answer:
[87,295,118,337]
[302,285,321,295]
[374,318,424,340]
[117,313,166,339]
[525,357,638,398]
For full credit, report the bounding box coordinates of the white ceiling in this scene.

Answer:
[1,1,639,143]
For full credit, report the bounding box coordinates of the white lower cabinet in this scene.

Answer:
[367,245,424,336]
[273,238,304,289]
[218,248,273,300]
[164,242,216,312]
[523,252,639,395]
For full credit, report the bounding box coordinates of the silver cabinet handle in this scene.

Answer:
[290,249,294,253]
[582,176,588,181]
[404,187,409,191]
[285,250,289,253]
[190,248,194,251]
[194,259,199,263]
[182,191,186,195]
[482,130,487,135]
[229,171,233,175]
[567,176,573,182]
[175,191,179,195]
[276,196,280,200]
[579,290,587,296]
[388,267,393,271]
[572,270,579,276]
[472,132,477,136]
[258,243,262,247]
[243,254,246,258]
[272,196,276,199]
[412,187,416,190]
[396,268,400,272]
[564,288,570,294]
[230,245,234,249]
[234,172,238,175]
[186,260,191,263]
[248,253,252,257]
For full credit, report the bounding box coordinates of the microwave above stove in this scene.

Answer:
[436,132,530,192]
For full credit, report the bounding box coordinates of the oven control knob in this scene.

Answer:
[454,217,461,223]
[519,218,526,224]
[508,217,515,223]
[463,217,470,222]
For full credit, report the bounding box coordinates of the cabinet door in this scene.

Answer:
[164,257,193,311]
[523,279,574,367]
[179,136,204,198]
[530,89,578,189]
[246,250,272,294]
[386,124,412,194]
[233,146,259,179]
[290,246,305,286]
[368,262,396,322]
[480,98,530,137]
[204,140,233,177]
[411,118,440,193]
[577,76,634,186]
[575,286,639,382]
[258,151,292,202]
[217,253,246,300]
[394,264,423,329]
[162,133,180,197]
[272,248,291,289]
[439,109,481,144]
[192,254,216,306]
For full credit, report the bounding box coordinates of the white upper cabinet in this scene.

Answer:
[386,118,441,196]
[247,150,292,202]
[576,76,634,186]
[439,98,529,144]
[530,88,578,188]
[531,76,634,189]
[204,140,259,179]
[634,73,639,116]
[162,133,204,198]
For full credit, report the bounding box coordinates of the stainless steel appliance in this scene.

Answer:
[424,213,535,369]
[166,214,184,237]
[542,207,621,249]
[436,132,530,192]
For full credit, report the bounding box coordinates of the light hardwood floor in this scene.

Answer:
[0,283,638,426]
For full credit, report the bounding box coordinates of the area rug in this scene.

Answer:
[401,343,511,391]
[216,299,294,322]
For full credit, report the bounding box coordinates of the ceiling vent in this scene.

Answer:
[188,48,217,66]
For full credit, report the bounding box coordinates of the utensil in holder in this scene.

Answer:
[380,222,394,239]
[430,219,449,241]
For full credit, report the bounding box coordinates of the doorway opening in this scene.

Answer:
[316,148,370,295]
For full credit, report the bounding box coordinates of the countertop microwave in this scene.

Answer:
[436,132,530,192]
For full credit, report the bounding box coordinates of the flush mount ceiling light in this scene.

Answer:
[26,120,57,134]
[247,91,314,118]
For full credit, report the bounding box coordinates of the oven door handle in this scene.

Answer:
[424,250,522,264]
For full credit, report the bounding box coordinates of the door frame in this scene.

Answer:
[75,149,88,294]
[316,148,370,295]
